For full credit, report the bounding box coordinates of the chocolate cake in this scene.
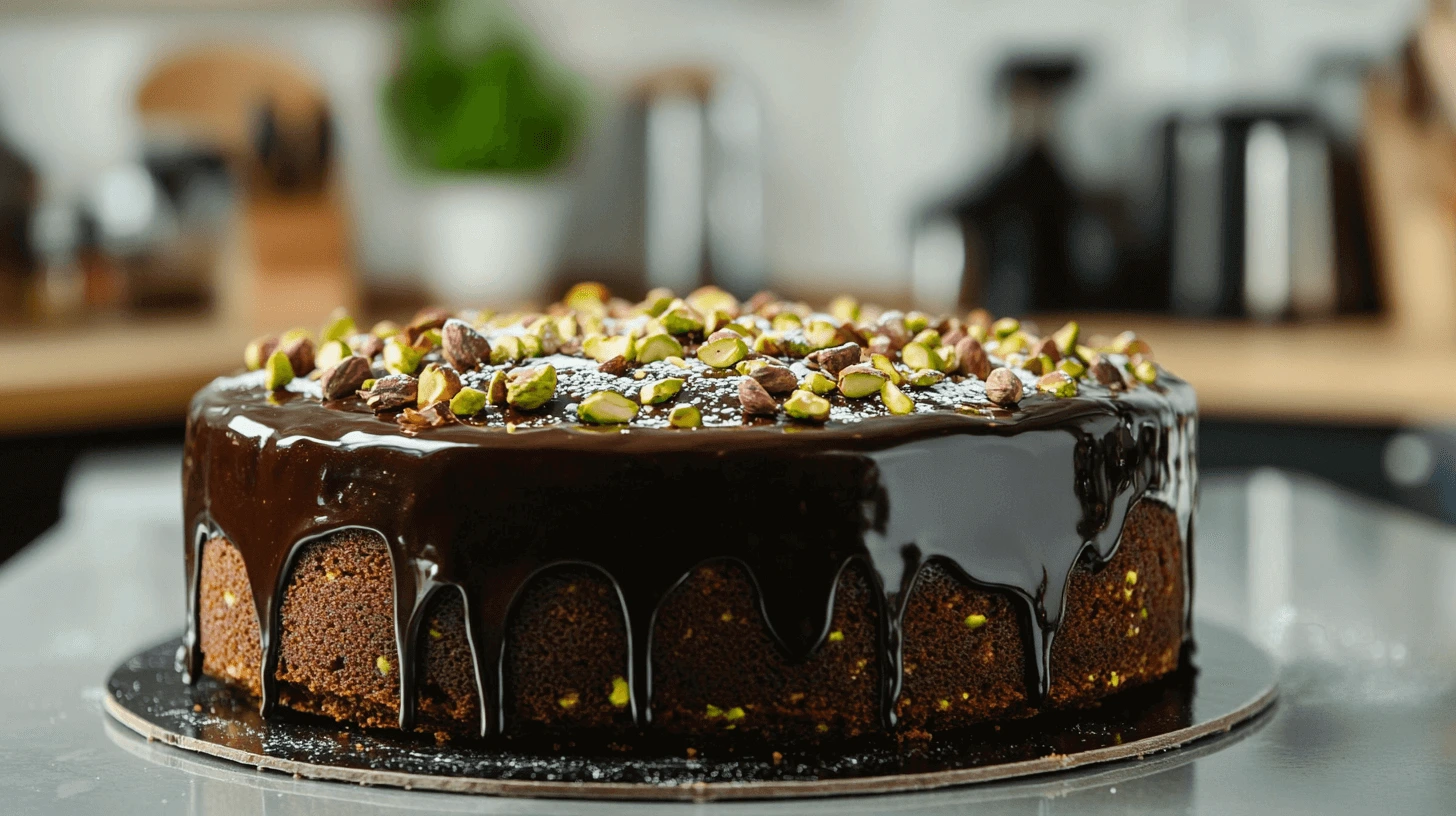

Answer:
[182,285,1196,747]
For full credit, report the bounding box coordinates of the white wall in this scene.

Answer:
[0,0,1424,295]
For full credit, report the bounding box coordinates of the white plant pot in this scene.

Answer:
[419,178,568,306]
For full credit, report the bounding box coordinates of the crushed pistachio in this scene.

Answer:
[578,391,639,424]
[802,370,837,395]
[880,381,914,415]
[784,389,831,422]
[668,404,702,428]
[558,692,580,709]
[640,377,685,405]
[263,350,294,391]
[637,332,684,363]
[697,335,749,368]
[609,676,630,708]
[964,613,987,630]
[449,387,488,417]
[828,630,844,643]
[376,655,391,675]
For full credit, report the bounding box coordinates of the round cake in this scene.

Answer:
[182,285,1196,747]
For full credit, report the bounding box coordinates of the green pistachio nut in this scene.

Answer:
[880,381,914,415]
[837,364,887,398]
[315,339,350,372]
[697,335,749,369]
[870,353,904,386]
[784,389,831,422]
[968,323,988,343]
[1036,371,1078,398]
[506,364,557,410]
[640,377,685,405]
[911,328,942,348]
[803,319,839,350]
[1052,321,1080,357]
[686,285,739,319]
[583,333,635,363]
[668,403,702,428]
[383,338,424,375]
[264,350,294,390]
[936,344,959,373]
[905,311,931,333]
[449,387,488,416]
[321,313,355,344]
[828,295,860,322]
[244,335,277,371]
[752,332,785,356]
[735,359,769,376]
[578,390,639,424]
[637,332,684,364]
[1132,359,1158,384]
[489,335,522,365]
[994,331,1028,356]
[1057,357,1086,379]
[417,364,462,407]
[486,370,509,405]
[564,281,609,314]
[517,333,543,359]
[556,313,579,340]
[991,317,1020,339]
[901,342,941,372]
[279,326,313,347]
[660,300,705,335]
[370,320,401,339]
[907,368,946,387]
[640,291,674,317]
[771,312,803,332]
[802,370,837,395]
[665,355,690,369]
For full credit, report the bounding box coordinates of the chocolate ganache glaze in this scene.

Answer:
[182,353,1196,738]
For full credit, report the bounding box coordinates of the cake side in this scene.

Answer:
[196,499,1183,741]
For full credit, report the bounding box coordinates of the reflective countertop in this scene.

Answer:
[2,448,1455,814]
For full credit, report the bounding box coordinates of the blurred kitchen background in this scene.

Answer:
[4,0,1456,561]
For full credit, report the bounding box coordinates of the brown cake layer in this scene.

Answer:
[198,500,1183,742]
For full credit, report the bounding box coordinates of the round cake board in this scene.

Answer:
[103,621,1275,802]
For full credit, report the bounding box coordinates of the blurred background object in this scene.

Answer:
[5,0,1456,562]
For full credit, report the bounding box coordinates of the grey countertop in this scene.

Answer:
[3,448,1455,814]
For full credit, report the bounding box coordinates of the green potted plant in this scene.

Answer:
[384,0,583,304]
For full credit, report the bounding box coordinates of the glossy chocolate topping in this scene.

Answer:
[182,363,1196,737]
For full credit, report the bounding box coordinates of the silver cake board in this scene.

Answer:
[103,621,1275,802]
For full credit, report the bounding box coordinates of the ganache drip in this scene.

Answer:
[181,374,1196,735]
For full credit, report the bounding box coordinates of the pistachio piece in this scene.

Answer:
[993,331,1028,356]
[365,374,418,412]
[803,318,839,350]
[668,404,702,428]
[280,336,315,376]
[880,381,914,415]
[964,613,987,630]
[1090,354,1124,389]
[263,350,294,391]
[314,339,350,372]
[1075,343,1099,364]
[955,336,991,379]
[597,355,630,377]
[279,327,313,347]
[578,390,639,424]
[1132,359,1158,385]
[828,294,860,322]
[736,359,769,376]
[738,377,778,415]
[904,311,931,333]
[752,332,785,356]
[640,377,685,405]
[637,332,684,364]
[771,312,803,332]
[556,313,579,340]
[991,317,1020,339]
[1023,353,1055,376]
[348,333,383,360]
[870,353,904,386]
[565,281,610,313]
[1032,336,1061,363]
[583,333,635,363]
[745,289,778,315]
[665,355,690,369]
[418,363,463,407]
[907,368,946,387]
[384,337,424,375]
[751,364,799,395]
[360,378,377,392]
[441,319,492,371]
[244,335,278,371]
[936,344,959,373]
[698,335,749,369]
[784,389,831,422]
[370,319,401,339]
[319,313,354,345]
[319,355,370,400]
[486,370,508,405]
[527,315,561,354]
[1112,331,1153,358]
[985,368,1023,406]
[816,342,862,378]
[660,300,705,335]
[517,333,543,359]
[409,307,452,331]
[837,364,887,398]
[1052,321,1080,357]
[1057,357,1086,379]
[686,285,739,319]
[912,328,942,349]
[706,328,742,343]
[489,335,522,364]
[1036,370,1078,397]
[506,364,557,410]
[901,341,941,372]
[639,290,674,317]
[449,387,488,417]
[802,370,837,395]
